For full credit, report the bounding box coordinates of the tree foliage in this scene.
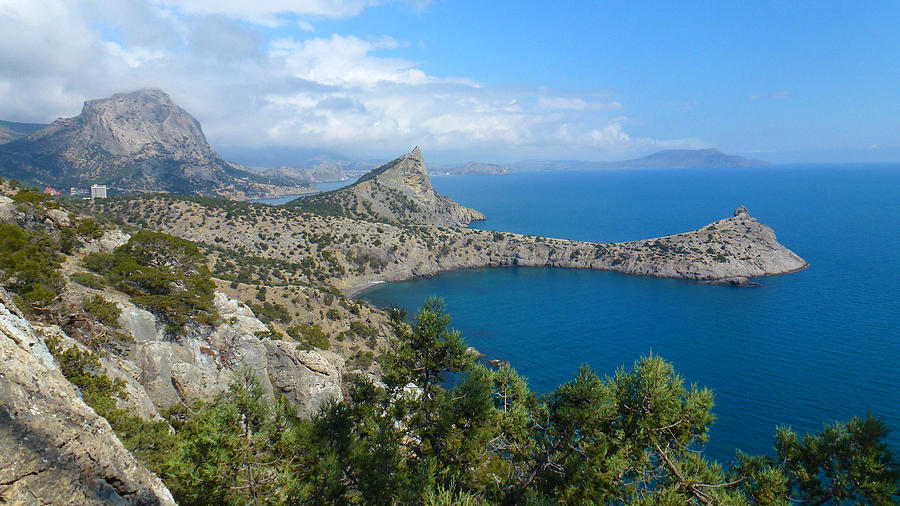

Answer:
[83,231,216,333]
[84,298,899,504]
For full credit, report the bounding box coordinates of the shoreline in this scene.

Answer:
[345,260,810,300]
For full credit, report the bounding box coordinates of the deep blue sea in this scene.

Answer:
[360,165,900,463]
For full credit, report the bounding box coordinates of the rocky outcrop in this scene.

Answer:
[0,89,307,197]
[0,289,175,505]
[107,196,806,294]
[263,340,344,418]
[309,161,346,182]
[289,147,485,227]
[116,292,343,415]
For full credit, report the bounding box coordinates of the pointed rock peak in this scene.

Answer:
[733,205,750,217]
[409,146,423,161]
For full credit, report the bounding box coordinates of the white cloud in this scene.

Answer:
[538,96,622,111]
[150,0,429,25]
[297,20,315,32]
[0,0,698,161]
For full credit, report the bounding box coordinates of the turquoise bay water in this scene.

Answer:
[361,165,900,462]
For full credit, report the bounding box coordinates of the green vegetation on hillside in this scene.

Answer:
[0,222,64,307]
[89,298,897,505]
[83,230,216,333]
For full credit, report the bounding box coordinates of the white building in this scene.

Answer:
[90,185,107,200]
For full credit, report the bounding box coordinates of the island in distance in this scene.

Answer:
[430,148,768,176]
[509,148,769,172]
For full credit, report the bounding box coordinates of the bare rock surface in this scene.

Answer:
[120,291,342,414]
[0,289,175,505]
[264,340,344,418]
[0,89,313,197]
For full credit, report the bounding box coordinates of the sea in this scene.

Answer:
[355,165,900,463]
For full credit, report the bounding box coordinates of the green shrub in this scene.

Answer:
[0,222,64,307]
[82,231,216,333]
[82,294,121,327]
[70,272,106,289]
[287,323,330,350]
[249,301,291,324]
[44,335,174,475]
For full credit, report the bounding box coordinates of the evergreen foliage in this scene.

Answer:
[43,297,898,504]
[146,299,900,504]
[0,222,64,307]
[82,230,216,333]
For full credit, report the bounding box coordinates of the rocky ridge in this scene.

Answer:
[288,147,485,227]
[437,161,510,175]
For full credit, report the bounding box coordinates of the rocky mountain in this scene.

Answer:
[510,148,769,171]
[0,119,48,145]
[0,89,310,197]
[436,161,510,175]
[288,147,485,227]
[308,161,346,182]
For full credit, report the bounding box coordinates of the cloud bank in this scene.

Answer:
[0,0,703,162]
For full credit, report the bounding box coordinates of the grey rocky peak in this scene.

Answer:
[309,161,346,182]
[0,89,308,197]
[734,205,749,217]
[289,146,486,227]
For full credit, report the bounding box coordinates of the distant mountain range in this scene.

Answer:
[0,88,768,196]
[0,120,48,145]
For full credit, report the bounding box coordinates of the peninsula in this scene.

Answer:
[99,148,807,294]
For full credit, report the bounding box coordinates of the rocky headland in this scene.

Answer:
[287,147,486,227]
[99,192,806,298]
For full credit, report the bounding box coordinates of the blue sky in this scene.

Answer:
[1,0,898,163]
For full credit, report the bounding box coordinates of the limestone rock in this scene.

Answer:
[39,326,163,421]
[0,195,23,224]
[45,208,71,227]
[263,340,344,418]
[734,205,749,217]
[0,89,293,197]
[0,289,174,505]
[119,307,158,342]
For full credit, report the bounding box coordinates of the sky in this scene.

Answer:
[0,0,898,164]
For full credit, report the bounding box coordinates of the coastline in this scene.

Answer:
[346,260,810,300]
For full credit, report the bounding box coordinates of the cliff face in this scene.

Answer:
[0,288,176,505]
[0,89,309,197]
[288,147,485,227]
